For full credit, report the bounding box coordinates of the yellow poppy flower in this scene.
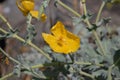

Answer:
[21,0,34,11]
[16,0,34,16]
[42,21,80,54]
[16,0,47,21]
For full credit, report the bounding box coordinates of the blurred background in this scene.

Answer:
[0,0,120,80]
[3,0,120,25]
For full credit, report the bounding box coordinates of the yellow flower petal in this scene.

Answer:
[42,33,70,53]
[30,11,47,21]
[42,21,80,54]
[17,0,47,21]
[67,31,80,44]
[16,0,29,15]
[30,10,38,18]
[42,33,56,45]
[65,31,80,53]
[68,39,80,53]
[51,21,67,37]
[21,0,34,2]
[41,14,47,22]
[17,0,35,16]
[21,1,35,11]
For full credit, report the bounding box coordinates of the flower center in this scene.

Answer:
[57,36,66,46]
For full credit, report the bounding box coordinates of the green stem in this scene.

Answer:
[0,48,104,80]
[0,72,14,80]
[93,31,106,55]
[95,1,106,23]
[0,61,99,80]
[0,15,52,61]
[31,61,104,69]
[69,54,74,62]
[26,15,52,60]
[55,0,81,17]
[0,48,27,68]
[0,48,46,79]
[31,64,44,69]
[80,70,95,80]
[82,0,106,56]
[107,57,120,80]
[27,14,32,28]
[71,64,95,80]
[31,62,72,69]
[75,61,104,67]
[0,28,7,34]
[29,42,52,60]
[38,5,44,20]
[0,27,52,61]
[14,35,52,61]
[95,2,109,57]
[0,48,20,64]
[0,14,13,30]
[56,0,106,56]
[82,0,92,29]
[107,66,113,80]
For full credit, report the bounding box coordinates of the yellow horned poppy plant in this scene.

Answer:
[42,21,80,54]
[16,0,47,21]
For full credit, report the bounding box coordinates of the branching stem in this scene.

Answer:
[56,0,106,56]
[0,14,52,61]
